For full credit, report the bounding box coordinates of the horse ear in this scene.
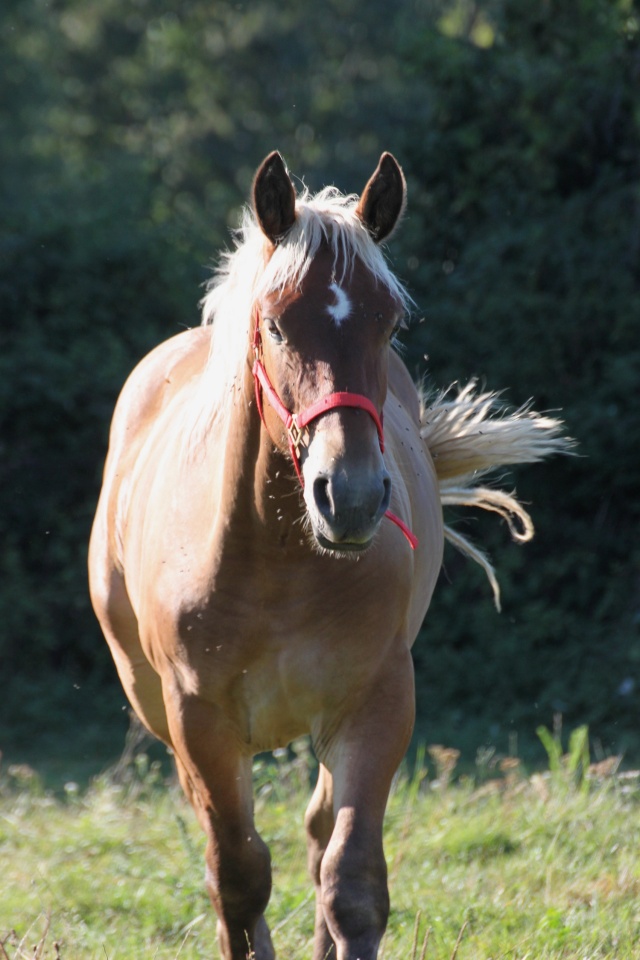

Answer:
[356,153,406,243]
[253,151,297,244]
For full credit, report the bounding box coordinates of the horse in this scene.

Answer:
[89,151,567,960]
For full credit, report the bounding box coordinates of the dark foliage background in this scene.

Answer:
[1,0,639,778]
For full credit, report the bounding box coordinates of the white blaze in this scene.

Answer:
[326,282,352,326]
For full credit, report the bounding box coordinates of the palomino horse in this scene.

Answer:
[89,152,566,960]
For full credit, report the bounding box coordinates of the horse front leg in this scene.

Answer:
[164,687,275,960]
[317,648,415,960]
[304,762,336,959]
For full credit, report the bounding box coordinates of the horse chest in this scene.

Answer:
[150,547,410,744]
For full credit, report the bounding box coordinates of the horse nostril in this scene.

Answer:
[381,476,392,513]
[313,476,333,519]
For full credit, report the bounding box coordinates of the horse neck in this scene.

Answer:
[215,356,304,550]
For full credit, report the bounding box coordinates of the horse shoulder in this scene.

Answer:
[108,327,211,459]
[91,327,212,578]
[385,351,443,631]
[387,351,421,423]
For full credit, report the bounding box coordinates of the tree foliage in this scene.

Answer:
[1,0,639,762]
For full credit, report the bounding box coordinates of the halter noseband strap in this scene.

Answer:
[251,311,418,550]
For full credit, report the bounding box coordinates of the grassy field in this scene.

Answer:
[2,729,640,960]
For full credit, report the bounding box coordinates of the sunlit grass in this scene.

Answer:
[2,733,640,959]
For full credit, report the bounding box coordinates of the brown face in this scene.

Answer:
[257,245,405,552]
[251,149,408,553]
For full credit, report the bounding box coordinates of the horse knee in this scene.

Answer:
[205,831,274,960]
[320,838,389,959]
[206,829,272,922]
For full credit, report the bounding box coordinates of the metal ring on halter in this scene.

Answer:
[287,416,308,456]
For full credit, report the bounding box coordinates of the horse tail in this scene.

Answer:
[420,381,573,611]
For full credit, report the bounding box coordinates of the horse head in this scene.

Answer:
[251,151,407,553]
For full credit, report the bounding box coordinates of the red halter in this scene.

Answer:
[251,312,418,550]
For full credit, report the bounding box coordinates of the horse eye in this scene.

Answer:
[264,318,284,344]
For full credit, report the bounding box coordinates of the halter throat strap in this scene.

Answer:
[251,311,417,550]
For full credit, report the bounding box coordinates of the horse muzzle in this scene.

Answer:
[304,466,392,552]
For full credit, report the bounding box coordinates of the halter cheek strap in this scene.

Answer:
[251,313,418,550]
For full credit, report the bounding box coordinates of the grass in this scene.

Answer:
[2,728,640,959]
